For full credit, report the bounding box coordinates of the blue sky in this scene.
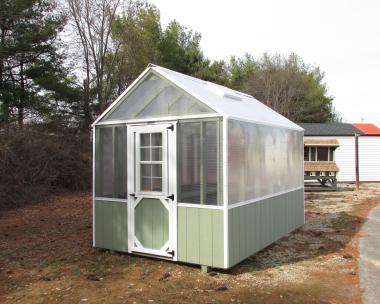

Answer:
[153,0,380,126]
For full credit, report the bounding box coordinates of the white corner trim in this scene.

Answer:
[227,186,304,210]
[222,116,229,268]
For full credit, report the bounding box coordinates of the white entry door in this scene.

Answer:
[127,123,177,259]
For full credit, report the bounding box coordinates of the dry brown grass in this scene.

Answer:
[0,184,379,303]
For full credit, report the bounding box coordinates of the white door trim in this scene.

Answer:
[127,122,177,260]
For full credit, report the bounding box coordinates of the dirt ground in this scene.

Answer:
[1,184,380,304]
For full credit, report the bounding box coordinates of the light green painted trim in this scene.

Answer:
[94,200,128,252]
[227,189,304,268]
[177,206,224,268]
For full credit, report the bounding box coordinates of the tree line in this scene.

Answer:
[0,0,340,207]
[0,0,339,136]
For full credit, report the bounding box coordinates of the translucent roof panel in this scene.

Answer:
[152,66,303,131]
[102,73,215,122]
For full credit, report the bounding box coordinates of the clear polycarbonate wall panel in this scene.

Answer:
[114,127,128,198]
[228,119,303,205]
[178,120,221,205]
[204,121,218,205]
[95,126,128,199]
[96,128,113,197]
[102,73,215,122]
[178,122,201,204]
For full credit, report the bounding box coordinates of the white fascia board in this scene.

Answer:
[227,115,303,132]
[92,66,152,126]
[95,113,222,126]
[152,67,226,117]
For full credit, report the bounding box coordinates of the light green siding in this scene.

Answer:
[135,198,169,250]
[177,207,224,268]
[94,200,128,252]
[228,189,304,267]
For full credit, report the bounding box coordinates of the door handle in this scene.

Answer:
[129,193,136,197]
[166,194,174,201]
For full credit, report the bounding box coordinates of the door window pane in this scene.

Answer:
[151,133,162,146]
[140,147,150,161]
[152,164,162,177]
[141,177,151,191]
[141,164,151,177]
[140,133,150,146]
[139,132,163,192]
[151,147,162,161]
[152,178,162,191]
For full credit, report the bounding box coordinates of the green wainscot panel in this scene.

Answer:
[228,189,304,267]
[177,206,224,268]
[94,200,128,252]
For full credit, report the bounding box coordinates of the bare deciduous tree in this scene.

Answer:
[66,0,122,128]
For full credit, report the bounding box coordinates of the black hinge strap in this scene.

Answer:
[166,249,175,256]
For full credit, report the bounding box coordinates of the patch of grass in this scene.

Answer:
[44,260,64,270]
[71,269,81,277]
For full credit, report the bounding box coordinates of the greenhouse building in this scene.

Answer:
[92,64,304,269]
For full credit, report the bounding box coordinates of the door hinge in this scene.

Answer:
[166,194,174,201]
[166,249,175,256]
[167,124,174,131]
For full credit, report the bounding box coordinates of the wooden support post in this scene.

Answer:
[355,133,360,191]
[201,265,209,273]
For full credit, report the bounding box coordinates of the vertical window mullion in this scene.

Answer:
[309,147,311,161]
[328,147,330,161]
[316,147,318,161]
